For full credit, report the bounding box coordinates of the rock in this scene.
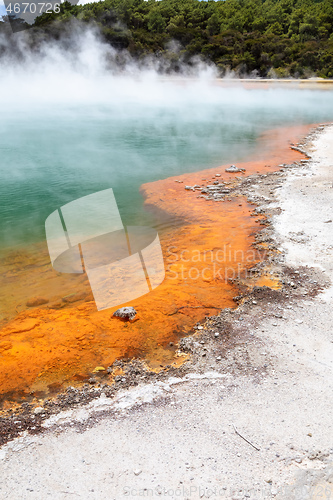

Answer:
[214,332,220,337]
[26,297,49,307]
[62,292,87,303]
[225,165,246,173]
[215,174,221,177]
[134,469,142,476]
[185,186,193,191]
[33,407,44,415]
[92,366,105,373]
[113,306,137,321]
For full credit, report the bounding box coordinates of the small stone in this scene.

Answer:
[113,307,137,321]
[33,407,44,415]
[26,297,49,307]
[252,300,257,304]
[62,292,87,304]
[216,356,222,361]
[225,165,246,173]
[134,469,142,476]
[307,433,312,437]
[214,332,220,337]
[295,458,302,463]
[92,366,105,373]
[185,186,193,190]
[197,326,204,330]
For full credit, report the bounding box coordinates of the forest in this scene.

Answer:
[2,0,333,77]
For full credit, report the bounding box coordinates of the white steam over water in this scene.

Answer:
[0,27,333,249]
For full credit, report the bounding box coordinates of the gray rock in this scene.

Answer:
[113,306,137,321]
[33,407,44,415]
[225,165,246,173]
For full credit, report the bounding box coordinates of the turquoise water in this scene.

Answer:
[1,83,333,251]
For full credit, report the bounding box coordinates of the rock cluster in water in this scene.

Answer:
[225,165,246,173]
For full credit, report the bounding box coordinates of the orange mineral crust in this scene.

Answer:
[0,124,313,403]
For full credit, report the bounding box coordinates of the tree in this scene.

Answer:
[147,10,166,33]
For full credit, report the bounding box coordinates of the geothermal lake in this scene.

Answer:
[1,77,333,402]
[1,80,333,250]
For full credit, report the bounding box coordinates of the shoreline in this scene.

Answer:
[0,122,332,496]
[0,123,314,404]
[0,125,333,500]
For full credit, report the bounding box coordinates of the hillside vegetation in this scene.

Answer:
[3,0,333,77]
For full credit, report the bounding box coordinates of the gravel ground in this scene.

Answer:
[0,125,332,500]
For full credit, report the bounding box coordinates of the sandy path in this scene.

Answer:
[0,126,332,500]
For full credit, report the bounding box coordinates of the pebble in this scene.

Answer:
[225,165,245,173]
[33,407,44,415]
[113,306,137,320]
[26,297,49,307]
[92,366,105,373]
[134,469,142,476]
[214,332,220,337]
